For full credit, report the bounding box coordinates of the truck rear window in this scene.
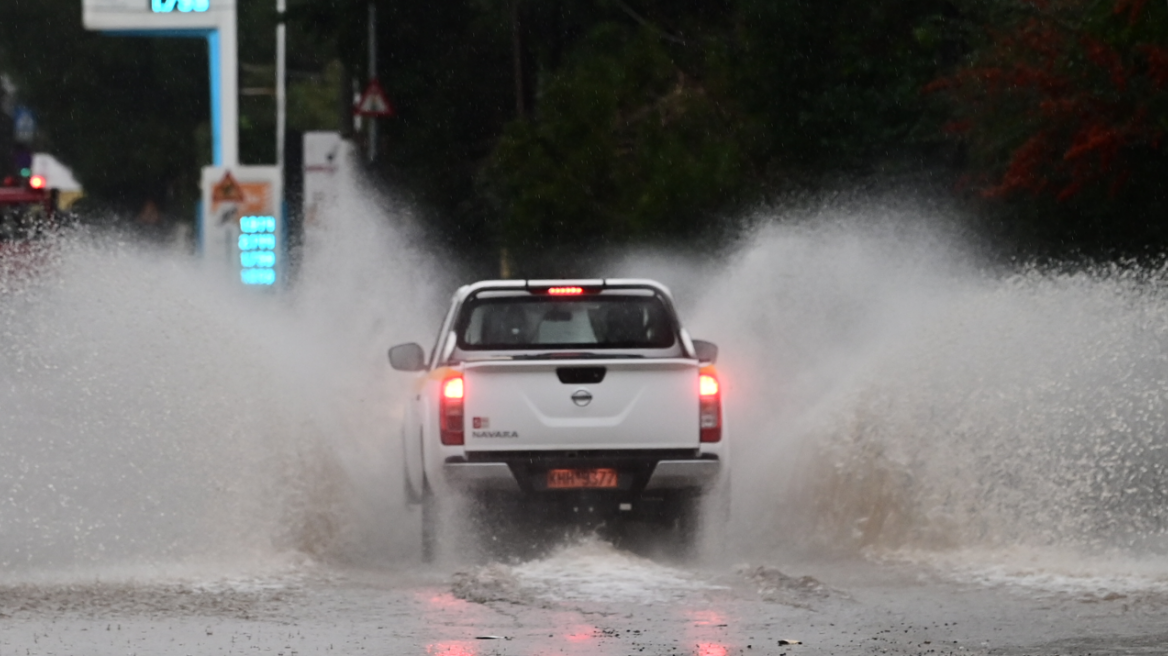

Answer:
[457,294,676,350]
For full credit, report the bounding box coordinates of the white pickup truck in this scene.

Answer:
[389,279,726,560]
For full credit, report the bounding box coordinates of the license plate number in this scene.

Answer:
[547,468,618,489]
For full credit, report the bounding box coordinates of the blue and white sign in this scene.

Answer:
[13,106,35,144]
[152,0,210,12]
[82,0,230,30]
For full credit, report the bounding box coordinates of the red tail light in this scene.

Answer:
[699,372,721,443]
[28,175,46,190]
[547,286,584,295]
[440,375,465,445]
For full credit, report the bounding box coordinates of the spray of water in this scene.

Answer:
[0,170,448,579]
[5,177,1168,590]
[614,196,1168,586]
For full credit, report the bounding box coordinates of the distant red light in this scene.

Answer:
[547,286,584,295]
[28,175,46,190]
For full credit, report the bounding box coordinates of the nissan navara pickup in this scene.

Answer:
[389,279,726,560]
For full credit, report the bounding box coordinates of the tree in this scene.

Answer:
[484,0,962,270]
[928,0,1168,252]
[484,23,750,270]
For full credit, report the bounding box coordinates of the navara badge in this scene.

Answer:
[571,389,593,407]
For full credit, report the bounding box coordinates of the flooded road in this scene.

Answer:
[3,540,1168,655]
[5,189,1168,654]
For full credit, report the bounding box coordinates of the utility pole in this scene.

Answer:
[367,1,378,164]
[276,0,287,167]
[512,0,526,120]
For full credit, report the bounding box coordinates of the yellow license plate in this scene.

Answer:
[547,468,619,489]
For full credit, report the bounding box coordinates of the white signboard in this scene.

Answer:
[82,0,235,31]
[302,132,353,227]
[200,166,283,287]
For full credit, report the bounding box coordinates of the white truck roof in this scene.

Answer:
[454,278,675,302]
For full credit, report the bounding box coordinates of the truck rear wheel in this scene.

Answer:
[421,485,439,563]
[662,490,701,560]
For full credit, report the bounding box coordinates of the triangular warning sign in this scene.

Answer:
[354,79,395,117]
[212,171,246,203]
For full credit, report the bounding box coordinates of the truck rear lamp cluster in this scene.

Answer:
[699,373,722,443]
[440,375,465,445]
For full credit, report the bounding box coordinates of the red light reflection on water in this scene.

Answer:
[424,592,472,610]
[688,610,727,626]
[696,643,728,656]
[426,641,477,656]
[564,624,597,642]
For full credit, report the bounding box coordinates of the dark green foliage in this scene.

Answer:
[481,0,961,266]
[487,25,749,261]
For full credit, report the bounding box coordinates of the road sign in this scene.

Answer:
[13,107,35,144]
[200,166,282,286]
[354,79,394,117]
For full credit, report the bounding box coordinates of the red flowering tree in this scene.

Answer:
[930,0,1168,202]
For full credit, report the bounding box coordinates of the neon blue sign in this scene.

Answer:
[152,0,210,13]
[239,215,277,286]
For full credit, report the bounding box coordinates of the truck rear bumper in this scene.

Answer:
[642,459,720,490]
[443,462,523,492]
[442,456,720,494]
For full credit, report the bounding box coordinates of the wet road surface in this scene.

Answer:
[3,542,1168,656]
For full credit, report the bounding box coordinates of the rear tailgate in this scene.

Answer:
[462,358,699,451]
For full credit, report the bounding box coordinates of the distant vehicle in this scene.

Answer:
[0,175,57,271]
[389,279,727,561]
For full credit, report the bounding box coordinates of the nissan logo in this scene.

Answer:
[571,389,593,407]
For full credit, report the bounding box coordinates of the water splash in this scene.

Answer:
[6,180,1168,592]
[0,169,448,577]
[614,199,1168,571]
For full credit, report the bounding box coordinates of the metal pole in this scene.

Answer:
[276,0,287,167]
[367,1,377,164]
[222,8,240,166]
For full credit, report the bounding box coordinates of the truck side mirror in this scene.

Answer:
[389,343,426,371]
[693,339,718,365]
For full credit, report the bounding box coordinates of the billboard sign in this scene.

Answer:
[82,0,233,31]
[201,166,282,287]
